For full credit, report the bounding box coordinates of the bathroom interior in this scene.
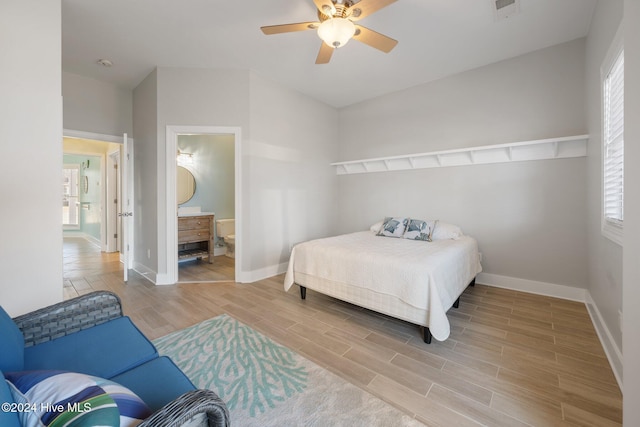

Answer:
[176,133,235,283]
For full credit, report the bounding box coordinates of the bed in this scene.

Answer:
[284,221,482,343]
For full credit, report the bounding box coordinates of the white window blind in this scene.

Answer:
[603,49,624,228]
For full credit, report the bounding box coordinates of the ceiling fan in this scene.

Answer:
[261,0,398,64]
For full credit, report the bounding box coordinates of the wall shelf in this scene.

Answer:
[330,135,589,175]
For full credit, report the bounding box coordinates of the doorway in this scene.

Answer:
[62,131,125,285]
[177,134,235,282]
[165,126,243,284]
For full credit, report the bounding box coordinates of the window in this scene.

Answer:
[602,46,624,245]
[63,165,80,228]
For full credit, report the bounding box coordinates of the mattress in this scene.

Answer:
[284,231,482,341]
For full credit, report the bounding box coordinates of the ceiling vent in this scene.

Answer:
[493,0,520,21]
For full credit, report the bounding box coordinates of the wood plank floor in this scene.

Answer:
[64,238,622,426]
[178,255,235,282]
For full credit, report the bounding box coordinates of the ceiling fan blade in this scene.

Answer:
[353,25,397,53]
[347,0,397,21]
[261,22,319,35]
[316,42,334,64]
[313,0,336,17]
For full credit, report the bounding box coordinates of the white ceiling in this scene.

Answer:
[62,0,597,108]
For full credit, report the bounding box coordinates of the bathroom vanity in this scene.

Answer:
[177,213,214,263]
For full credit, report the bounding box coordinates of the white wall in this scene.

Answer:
[131,67,338,281]
[155,68,251,278]
[623,0,640,420]
[0,0,62,315]
[132,69,158,272]
[584,0,624,367]
[248,72,339,274]
[63,72,132,136]
[336,39,588,290]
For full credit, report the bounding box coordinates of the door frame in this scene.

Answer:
[63,129,133,260]
[106,149,121,253]
[165,125,242,284]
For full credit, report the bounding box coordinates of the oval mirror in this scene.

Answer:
[177,166,196,204]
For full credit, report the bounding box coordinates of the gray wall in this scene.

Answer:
[0,0,63,316]
[585,0,624,360]
[248,72,339,271]
[623,0,640,419]
[132,69,159,271]
[63,71,133,136]
[336,39,588,289]
[132,68,338,278]
[154,68,251,275]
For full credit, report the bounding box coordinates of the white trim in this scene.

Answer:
[476,272,586,302]
[132,261,158,285]
[331,135,588,175]
[237,261,289,284]
[585,291,623,390]
[63,129,134,258]
[165,125,243,284]
[63,129,128,144]
[105,150,120,253]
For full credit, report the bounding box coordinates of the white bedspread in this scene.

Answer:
[284,231,482,341]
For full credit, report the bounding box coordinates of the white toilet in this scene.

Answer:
[215,219,235,258]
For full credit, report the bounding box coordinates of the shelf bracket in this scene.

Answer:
[469,151,476,164]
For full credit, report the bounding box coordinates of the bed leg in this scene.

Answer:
[453,297,460,309]
[421,327,432,344]
[469,277,476,287]
[300,286,306,300]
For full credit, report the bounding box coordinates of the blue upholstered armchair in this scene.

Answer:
[0,291,230,427]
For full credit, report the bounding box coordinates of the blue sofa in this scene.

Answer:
[0,291,229,426]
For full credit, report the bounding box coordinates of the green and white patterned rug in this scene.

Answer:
[153,314,424,426]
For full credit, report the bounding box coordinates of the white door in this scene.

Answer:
[120,133,134,282]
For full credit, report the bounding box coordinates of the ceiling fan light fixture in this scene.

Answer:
[317,17,355,48]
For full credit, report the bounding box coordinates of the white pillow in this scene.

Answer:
[369,221,383,233]
[431,221,463,240]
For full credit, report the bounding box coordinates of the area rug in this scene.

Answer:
[153,314,424,426]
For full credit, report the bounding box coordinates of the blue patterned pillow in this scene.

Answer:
[5,370,151,427]
[404,219,437,241]
[376,217,408,238]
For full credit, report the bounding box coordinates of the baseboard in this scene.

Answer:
[63,232,101,248]
[585,291,623,390]
[238,261,288,283]
[132,261,159,285]
[477,272,622,390]
[214,246,226,256]
[476,272,586,302]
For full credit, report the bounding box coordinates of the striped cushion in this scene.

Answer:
[5,370,151,427]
